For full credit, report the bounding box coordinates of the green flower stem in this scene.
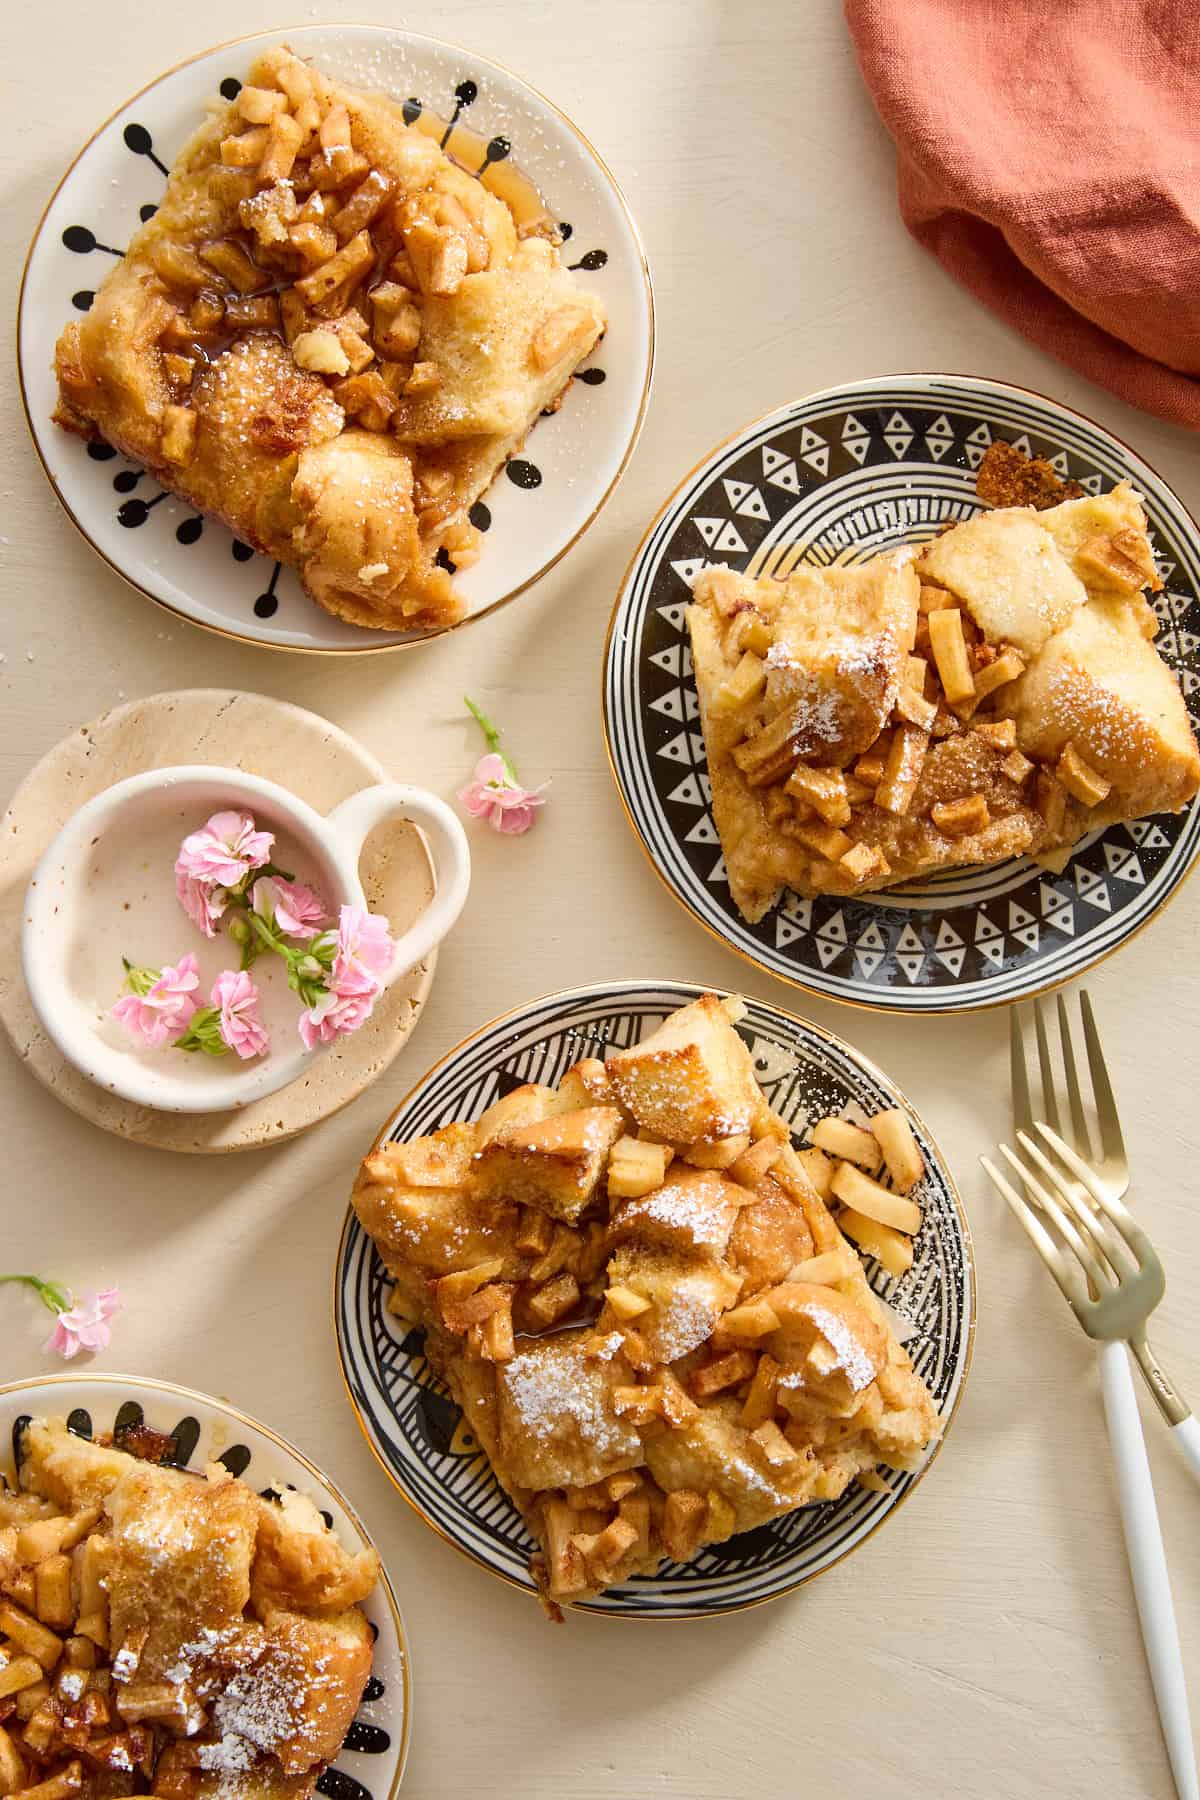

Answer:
[0,1274,70,1315]
[464,695,519,784]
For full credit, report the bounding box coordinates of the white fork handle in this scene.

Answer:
[1100,1341,1199,1800]
[1171,1415,1200,1486]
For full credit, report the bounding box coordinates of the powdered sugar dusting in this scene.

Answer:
[503,1345,634,1456]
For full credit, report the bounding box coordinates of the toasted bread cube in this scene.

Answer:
[704,1489,738,1541]
[1038,484,1159,593]
[932,794,991,837]
[525,1273,580,1328]
[0,1724,24,1796]
[785,765,851,827]
[473,1106,625,1223]
[831,1162,923,1234]
[749,1420,799,1467]
[18,1764,83,1800]
[1036,768,1068,834]
[875,723,929,815]
[604,1284,651,1321]
[496,1330,642,1490]
[739,1352,780,1429]
[0,1658,44,1700]
[680,1132,751,1170]
[1001,749,1035,784]
[33,1557,72,1632]
[1057,742,1112,807]
[0,1604,61,1671]
[968,649,1025,706]
[927,609,976,704]
[718,1300,781,1341]
[717,650,768,712]
[786,1247,859,1285]
[553,1058,615,1111]
[839,841,887,883]
[894,684,938,730]
[868,1108,925,1194]
[973,717,1017,751]
[919,509,1087,655]
[690,1349,757,1399]
[728,1135,781,1187]
[811,1116,882,1172]
[793,818,853,860]
[839,1210,914,1279]
[606,993,760,1145]
[793,1146,836,1198]
[661,1490,708,1562]
[607,1136,671,1199]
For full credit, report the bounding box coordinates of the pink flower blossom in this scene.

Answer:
[43,1287,121,1360]
[458,752,547,835]
[111,953,200,1047]
[176,810,274,888]
[298,985,379,1049]
[329,905,394,996]
[252,875,329,940]
[175,869,227,938]
[211,969,269,1060]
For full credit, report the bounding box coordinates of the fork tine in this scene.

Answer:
[1033,1000,1062,1134]
[1080,990,1127,1164]
[1034,1123,1152,1263]
[1056,992,1093,1160]
[1015,1129,1136,1280]
[999,1141,1109,1292]
[1010,1007,1034,1138]
[981,1155,1088,1309]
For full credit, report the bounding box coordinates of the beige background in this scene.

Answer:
[2,5,1198,1798]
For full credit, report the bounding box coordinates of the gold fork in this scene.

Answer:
[1006,992,1199,1462]
[982,990,1199,1800]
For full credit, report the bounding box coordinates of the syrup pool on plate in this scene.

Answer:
[69,797,333,1086]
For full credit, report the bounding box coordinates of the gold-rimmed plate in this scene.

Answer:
[333,979,974,1619]
[0,1372,411,1789]
[602,375,1200,1011]
[19,25,653,653]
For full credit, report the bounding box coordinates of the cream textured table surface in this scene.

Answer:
[2,5,1198,1798]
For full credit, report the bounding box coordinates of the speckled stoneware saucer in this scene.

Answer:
[0,690,439,1152]
[19,25,653,653]
[0,1372,410,1792]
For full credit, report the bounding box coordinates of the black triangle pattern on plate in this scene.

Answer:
[623,398,1200,1003]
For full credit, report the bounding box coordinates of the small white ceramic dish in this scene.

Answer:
[0,1372,410,1794]
[21,765,470,1112]
[18,24,654,653]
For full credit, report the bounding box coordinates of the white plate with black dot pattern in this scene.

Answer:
[603,376,1200,1012]
[334,980,974,1620]
[18,25,653,653]
[0,1373,411,1792]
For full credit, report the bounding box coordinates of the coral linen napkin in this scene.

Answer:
[845,0,1200,427]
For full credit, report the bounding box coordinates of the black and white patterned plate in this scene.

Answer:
[603,376,1200,1011]
[0,1374,410,1793]
[334,981,973,1620]
[19,26,652,653]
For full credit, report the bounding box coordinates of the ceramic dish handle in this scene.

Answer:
[325,784,470,982]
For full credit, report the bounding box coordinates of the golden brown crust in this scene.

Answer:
[6,1421,379,1799]
[51,44,605,632]
[687,472,1199,918]
[350,994,941,1608]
